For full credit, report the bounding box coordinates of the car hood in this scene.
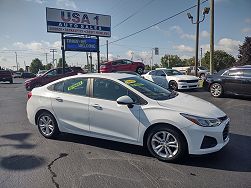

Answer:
[167,75,198,80]
[157,93,225,118]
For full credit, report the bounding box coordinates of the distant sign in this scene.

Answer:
[65,37,97,52]
[154,47,159,55]
[46,7,111,37]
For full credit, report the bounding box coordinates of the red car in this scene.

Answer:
[25,67,85,91]
[100,59,145,74]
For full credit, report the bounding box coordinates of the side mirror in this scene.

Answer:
[117,96,135,108]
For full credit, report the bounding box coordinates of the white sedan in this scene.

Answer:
[27,73,229,162]
[143,69,199,90]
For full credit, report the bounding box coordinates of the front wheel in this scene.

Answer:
[37,112,59,139]
[169,81,178,91]
[210,83,223,97]
[146,126,187,162]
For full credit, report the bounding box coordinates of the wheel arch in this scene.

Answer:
[35,109,57,125]
[143,123,188,149]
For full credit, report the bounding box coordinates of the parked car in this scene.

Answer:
[13,71,22,78]
[173,66,210,78]
[0,70,13,83]
[21,72,36,79]
[36,70,47,77]
[143,68,199,90]
[100,59,145,74]
[204,66,251,97]
[115,71,141,76]
[25,67,85,91]
[27,73,230,162]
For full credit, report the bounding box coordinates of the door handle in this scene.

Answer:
[92,104,102,110]
[56,97,63,102]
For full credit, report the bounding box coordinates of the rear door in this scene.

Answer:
[50,77,90,132]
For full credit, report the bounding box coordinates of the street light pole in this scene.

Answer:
[210,0,214,75]
[195,0,200,77]
[187,2,210,77]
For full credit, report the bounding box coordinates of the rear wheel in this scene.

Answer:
[146,126,187,162]
[136,67,144,75]
[169,80,178,90]
[9,79,13,84]
[210,83,223,97]
[37,112,59,139]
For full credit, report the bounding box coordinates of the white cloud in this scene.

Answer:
[25,0,47,4]
[181,33,196,40]
[200,38,241,56]
[245,18,251,24]
[13,41,61,53]
[173,45,194,53]
[201,30,210,38]
[241,28,251,34]
[56,0,77,9]
[170,25,183,34]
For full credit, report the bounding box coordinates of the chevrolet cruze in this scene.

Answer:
[27,73,230,161]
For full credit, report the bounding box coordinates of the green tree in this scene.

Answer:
[201,50,236,71]
[29,58,44,74]
[182,57,195,66]
[237,37,251,66]
[161,55,183,68]
[45,63,53,70]
[57,58,68,68]
[18,68,24,72]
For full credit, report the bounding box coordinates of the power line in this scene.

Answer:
[104,0,208,46]
[113,0,156,29]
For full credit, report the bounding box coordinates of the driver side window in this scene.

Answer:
[46,69,57,76]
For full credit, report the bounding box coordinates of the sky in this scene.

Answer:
[0,0,250,69]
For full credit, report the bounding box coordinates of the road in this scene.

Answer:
[0,78,250,188]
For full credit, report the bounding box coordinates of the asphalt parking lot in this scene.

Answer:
[0,78,250,188]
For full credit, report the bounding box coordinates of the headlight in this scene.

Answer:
[180,113,221,127]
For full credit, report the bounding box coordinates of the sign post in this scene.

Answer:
[46,7,111,73]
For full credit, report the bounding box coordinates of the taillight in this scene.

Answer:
[27,91,32,100]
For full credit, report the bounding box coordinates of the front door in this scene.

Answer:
[89,78,140,142]
[223,69,243,94]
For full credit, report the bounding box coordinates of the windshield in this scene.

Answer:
[119,76,176,100]
[163,69,183,76]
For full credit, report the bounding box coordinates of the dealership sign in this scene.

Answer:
[46,7,111,37]
[65,37,97,52]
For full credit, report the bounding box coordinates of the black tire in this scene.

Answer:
[169,80,178,91]
[136,67,144,75]
[146,126,187,162]
[200,73,205,79]
[37,112,59,139]
[210,83,223,98]
[9,79,13,84]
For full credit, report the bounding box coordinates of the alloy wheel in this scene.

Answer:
[151,131,179,159]
[38,115,55,136]
[210,83,222,97]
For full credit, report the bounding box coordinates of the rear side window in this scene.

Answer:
[148,71,156,75]
[243,69,251,77]
[63,78,88,96]
[228,69,243,77]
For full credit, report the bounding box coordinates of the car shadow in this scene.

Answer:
[56,133,251,172]
[222,94,251,101]
[56,133,151,157]
[0,82,23,85]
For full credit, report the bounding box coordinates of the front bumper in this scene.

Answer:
[178,82,199,90]
[182,118,230,155]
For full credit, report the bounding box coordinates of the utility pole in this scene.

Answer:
[50,49,57,67]
[45,53,48,64]
[210,0,214,75]
[200,48,203,66]
[106,40,109,62]
[86,52,89,72]
[89,53,93,73]
[15,52,18,71]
